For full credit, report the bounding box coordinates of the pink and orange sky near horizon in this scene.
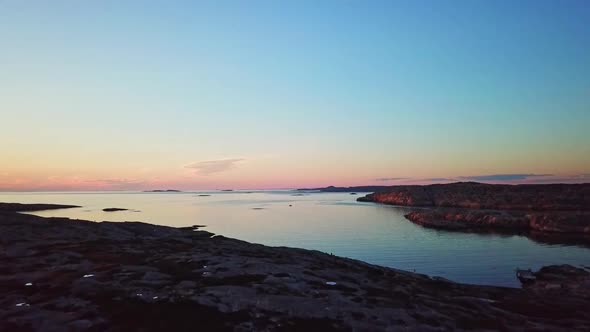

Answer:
[1,159,589,191]
[1,1,589,191]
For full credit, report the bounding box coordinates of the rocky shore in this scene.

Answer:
[1,203,590,331]
[0,203,81,212]
[358,182,590,237]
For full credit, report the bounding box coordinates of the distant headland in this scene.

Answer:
[357,182,590,237]
[297,185,393,192]
[143,189,182,193]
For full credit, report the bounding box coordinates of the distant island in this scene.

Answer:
[102,208,128,212]
[358,182,590,237]
[297,185,393,192]
[143,189,182,193]
[1,202,589,330]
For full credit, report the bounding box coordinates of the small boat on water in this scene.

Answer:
[516,268,537,284]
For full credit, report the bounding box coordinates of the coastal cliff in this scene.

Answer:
[357,182,590,211]
[358,182,590,235]
[2,203,590,331]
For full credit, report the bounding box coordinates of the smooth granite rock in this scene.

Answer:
[1,203,589,331]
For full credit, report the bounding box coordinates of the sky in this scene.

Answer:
[1,0,589,190]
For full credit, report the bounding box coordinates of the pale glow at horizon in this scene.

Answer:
[1,1,589,191]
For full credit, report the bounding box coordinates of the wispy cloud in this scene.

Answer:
[458,174,553,181]
[85,178,145,188]
[375,177,407,182]
[424,177,453,181]
[509,174,590,184]
[381,173,589,185]
[186,158,244,175]
[0,176,148,191]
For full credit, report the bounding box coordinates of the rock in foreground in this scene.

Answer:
[525,265,590,294]
[1,204,590,331]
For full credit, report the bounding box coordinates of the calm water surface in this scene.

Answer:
[2,190,589,287]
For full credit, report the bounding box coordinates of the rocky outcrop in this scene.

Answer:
[102,208,129,212]
[0,203,80,213]
[358,182,590,211]
[359,182,590,236]
[2,203,590,331]
[404,209,530,230]
[405,209,590,234]
[528,212,590,233]
[524,264,590,294]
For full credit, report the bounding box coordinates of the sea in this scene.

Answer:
[2,190,589,288]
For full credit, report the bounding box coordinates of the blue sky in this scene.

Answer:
[1,0,589,190]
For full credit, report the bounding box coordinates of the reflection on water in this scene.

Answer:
[2,190,589,287]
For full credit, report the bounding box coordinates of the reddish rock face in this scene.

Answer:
[405,209,590,234]
[528,212,590,233]
[404,210,530,230]
[358,182,590,211]
[359,182,590,236]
